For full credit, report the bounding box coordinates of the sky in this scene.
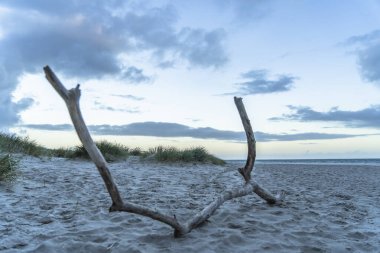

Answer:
[1,0,380,159]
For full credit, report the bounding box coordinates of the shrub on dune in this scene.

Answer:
[59,140,130,162]
[148,146,225,165]
[0,154,18,182]
[0,133,47,157]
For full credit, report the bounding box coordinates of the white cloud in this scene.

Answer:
[0,0,228,128]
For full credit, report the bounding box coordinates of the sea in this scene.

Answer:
[228,158,380,166]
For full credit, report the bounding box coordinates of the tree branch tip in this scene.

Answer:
[43,66,52,76]
[234,96,242,102]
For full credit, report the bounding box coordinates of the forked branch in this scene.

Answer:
[43,65,283,237]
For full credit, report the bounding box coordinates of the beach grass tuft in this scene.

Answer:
[0,154,19,182]
[147,146,225,165]
[129,147,143,156]
[0,132,47,156]
[52,140,130,162]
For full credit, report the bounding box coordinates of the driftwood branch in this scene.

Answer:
[234,97,256,182]
[43,66,183,233]
[44,66,124,209]
[43,65,283,237]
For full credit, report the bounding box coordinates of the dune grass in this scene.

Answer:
[50,140,130,162]
[0,132,225,165]
[0,133,47,156]
[147,146,225,165]
[0,154,18,182]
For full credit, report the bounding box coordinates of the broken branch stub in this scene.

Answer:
[43,65,282,237]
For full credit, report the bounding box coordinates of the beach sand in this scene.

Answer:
[1,156,379,252]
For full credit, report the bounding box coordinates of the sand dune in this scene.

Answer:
[1,156,379,252]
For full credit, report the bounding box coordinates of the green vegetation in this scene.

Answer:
[0,154,18,182]
[129,147,143,156]
[147,146,225,165]
[0,132,225,165]
[0,132,47,156]
[51,140,130,162]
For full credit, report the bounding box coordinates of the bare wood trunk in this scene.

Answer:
[43,65,283,237]
[233,96,283,204]
[44,66,124,208]
[234,97,256,182]
[44,65,186,233]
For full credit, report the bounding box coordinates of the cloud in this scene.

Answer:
[223,69,296,95]
[89,122,243,140]
[21,123,73,131]
[230,0,274,22]
[215,0,275,24]
[255,132,365,142]
[345,30,380,84]
[177,28,228,68]
[270,105,380,128]
[21,122,368,142]
[0,0,228,128]
[120,67,151,83]
[93,101,140,113]
[357,43,380,83]
[111,94,145,101]
[0,97,34,128]
[345,29,380,45]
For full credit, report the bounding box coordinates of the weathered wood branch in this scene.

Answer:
[44,65,185,233]
[233,96,283,204]
[234,97,256,182]
[181,183,255,235]
[175,181,282,236]
[44,66,124,208]
[118,202,185,233]
[43,65,283,237]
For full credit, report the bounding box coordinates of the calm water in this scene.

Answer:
[228,159,380,166]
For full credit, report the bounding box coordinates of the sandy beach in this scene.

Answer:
[1,156,379,252]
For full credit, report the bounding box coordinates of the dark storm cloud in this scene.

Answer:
[270,105,380,128]
[0,0,228,128]
[223,69,296,95]
[21,122,367,142]
[345,30,380,84]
